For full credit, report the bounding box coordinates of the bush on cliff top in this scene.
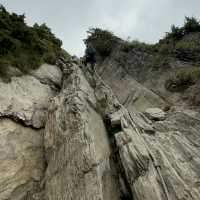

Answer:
[120,40,154,53]
[157,17,200,62]
[84,17,200,64]
[166,17,200,41]
[84,28,120,59]
[0,5,65,82]
[165,67,200,92]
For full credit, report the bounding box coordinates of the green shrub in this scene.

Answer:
[165,67,200,92]
[120,40,154,53]
[156,42,172,55]
[158,17,200,61]
[84,28,120,59]
[184,82,200,106]
[43,52,57,65]
[0,59,11,82]
[60,49,71,61]
[148,54,170,70]
[0,5,64,81]
[166,25,184,40]
[184,17,200,34]
[165,17,200,41]
[174,34,200,61]
[176,40,199,54]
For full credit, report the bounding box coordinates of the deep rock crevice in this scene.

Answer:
[42,61,171,200]
[1,59,200,200]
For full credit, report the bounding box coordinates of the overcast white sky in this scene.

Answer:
[0,0,200,56]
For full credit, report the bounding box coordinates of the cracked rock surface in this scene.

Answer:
[0,60,200,200]
[43,63,175,200]
[0,64,62,200]
[96,59,200,199]
[0,64,62,129]
[0,119,44,200]
[44,63,122,200]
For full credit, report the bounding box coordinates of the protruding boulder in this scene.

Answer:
[0,64,62,128]
[31,64,62,89]
[144,107,166,121]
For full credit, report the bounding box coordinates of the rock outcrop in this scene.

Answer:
[0,64,61,200]
[142,107,200,200]
[0,59,200,200]
[43,62,200,200]
[144,108,166,121]
[96,56,200,199]
[0,64,62,129]
[44,63,123,200]
[0,119,44,200]
[96,59,167,112]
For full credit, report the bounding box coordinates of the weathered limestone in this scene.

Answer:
[43,63,173,200]
[31,64,62,89]
[0,59,200,200]
[44,64,122,200]
[0,64,62,199]
[94,64,200,200]
[144,108,166,121]
[97,60,167,112]
[96,58,200,200]
[0,119,44,200]
[0,64,62,128]
[142,108,200,200]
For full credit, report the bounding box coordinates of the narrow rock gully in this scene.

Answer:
[43,59,176,200]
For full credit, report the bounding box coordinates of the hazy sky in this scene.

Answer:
[1,0,200,56]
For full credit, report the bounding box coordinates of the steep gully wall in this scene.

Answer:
[0,59,199,200]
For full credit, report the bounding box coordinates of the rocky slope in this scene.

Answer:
[95,43,200,199]
[0,57,200,200]
[96,32,200,110]
[44,61,168,200]
[0,63,62,199]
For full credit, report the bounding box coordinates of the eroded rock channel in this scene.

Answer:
[0,60,200,200]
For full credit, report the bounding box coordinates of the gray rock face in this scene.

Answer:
[44,64,122,200]
[97,60,167,112]
[42,62,200,200]
[0,64,62,128]
[0,64,62,199]
[142,108,200,200]
[0,59,200,200]
[144,108,166,121]
[96,59,200,199]
[0,119,44,200]
[31,64,62,89]
[43,64,174,200]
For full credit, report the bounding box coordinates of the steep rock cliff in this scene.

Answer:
[0,64,62,200]
[95,50,200,199]
[43,60,200,200]
[44,62,166,200]
[0,58,200,200]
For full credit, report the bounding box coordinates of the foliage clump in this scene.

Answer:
[174,34,200,61]
[156,17,200,61]
[0,5,64,81]
[120,40,154,53]
[166,17,200,40]
[165,67,200,92]
[84,28,120,59]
